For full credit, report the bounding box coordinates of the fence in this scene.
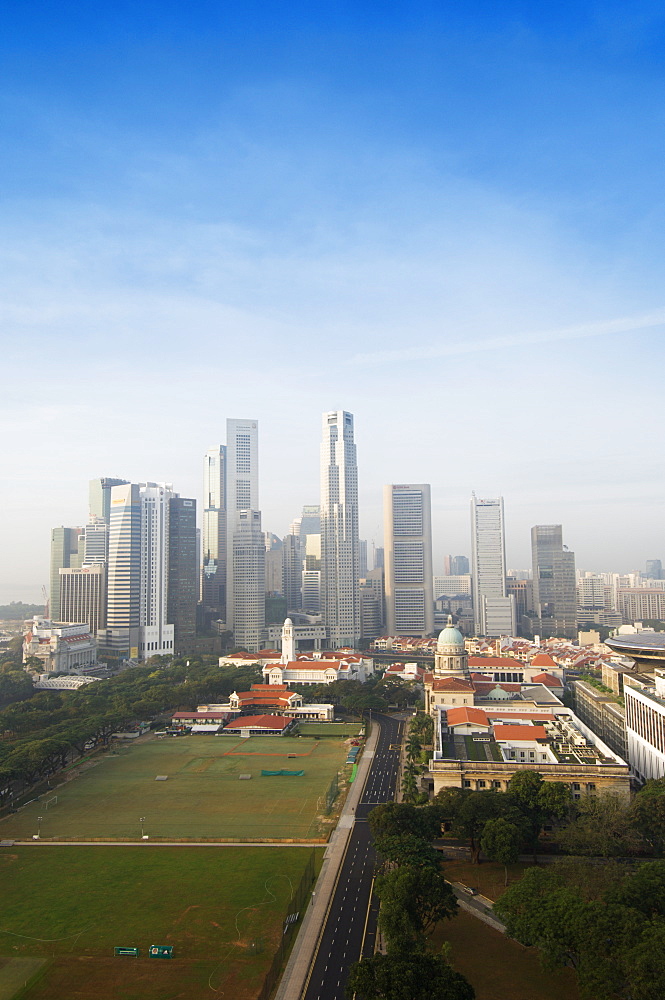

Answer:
[324,773,339,814]
[256,849,317,1000]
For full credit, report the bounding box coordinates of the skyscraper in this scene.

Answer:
[383,484,434,637]
[101,482,195,660]
[320,410,360,648]
[103,482,142,658]
[224,419,264,650]
[168,497,197,650]
[530,525,576,639]
[232,509,265,650]
[50,526,83,619]
[470,494,515,637]
[59,565,107,635]
[202,446,227,615]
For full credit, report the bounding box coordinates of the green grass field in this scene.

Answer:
[0,845,320,1000]
[0,734,352,841]
[295,722,363,737]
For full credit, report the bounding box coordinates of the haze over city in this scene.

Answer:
[2,1,665,599]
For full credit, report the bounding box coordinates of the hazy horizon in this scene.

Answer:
[1,3,664,600]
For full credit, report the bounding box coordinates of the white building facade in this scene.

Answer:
[470,494,515,637]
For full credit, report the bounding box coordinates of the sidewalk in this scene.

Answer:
[274,721,380,1000]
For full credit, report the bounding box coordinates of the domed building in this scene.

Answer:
[434,615,468,678]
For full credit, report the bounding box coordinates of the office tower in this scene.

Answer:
[530,525,577,639]
[232,509,265,650]
[359,540,368,579]
[302,569,321,613]
[320,410,361,648]
[384,484,434,637]
[360,568,385,640]
[451,555,469,576]
[168,497,197,650]
[225,419,260,632]
[265,539,284,597]
[50,526,83,619]
[82,519,108,565]
[59,565,107,635]
[202,445,227,615]
[646,559,663,580]
[470,494,515,637]
[282,534,302,610]
[373,545,384,570]
[103,483,142,658]
[89,477,129,526]
[138,483,176,657]
[102,481,189,660]
[444,554,451,576]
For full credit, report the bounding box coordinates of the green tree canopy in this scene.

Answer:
[345,953,475,1000]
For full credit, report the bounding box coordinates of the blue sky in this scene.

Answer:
[1,1,664,598]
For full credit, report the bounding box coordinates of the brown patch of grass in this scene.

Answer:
[432,909,579,1000]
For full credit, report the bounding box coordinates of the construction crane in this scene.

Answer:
[41,586,48,618]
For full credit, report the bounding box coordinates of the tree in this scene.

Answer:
[346,953,475,1000]
[368,802,441,841]
[375,866,458,952]
[480,817,521,885]
[631,778,665,855]
[455,791,504,864]
[374,833,441,870]
[557,794,642,858]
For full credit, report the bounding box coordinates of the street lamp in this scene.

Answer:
[37,815,43,839]
[140,816,146,838]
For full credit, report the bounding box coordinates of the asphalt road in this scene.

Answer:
[303,713,404,1000]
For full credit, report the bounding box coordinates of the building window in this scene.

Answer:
[478,780,486,788]
[463,779,471,788]
[573,783,580,791]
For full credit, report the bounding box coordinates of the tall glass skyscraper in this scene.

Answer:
[470,494,515,637]
[202,445,227,616]
[531,524,576,639]
[320,410,360,648]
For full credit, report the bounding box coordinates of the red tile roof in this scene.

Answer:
[446,707,490,728]
[224,715,292,730]
[493,724,548,741]
[431,677,475,692]
[530,672,563,688]
[530,653,558,668]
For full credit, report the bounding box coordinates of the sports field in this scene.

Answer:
[295,721,363,738]
[0,734,352,841]
[0,845,320,1000]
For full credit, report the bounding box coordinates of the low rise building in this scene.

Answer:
[23,616,98,674]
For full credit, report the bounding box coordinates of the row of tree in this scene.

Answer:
[0,656,262,800]
[495,858,665,1000]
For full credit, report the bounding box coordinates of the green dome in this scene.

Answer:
[437,615,464,650]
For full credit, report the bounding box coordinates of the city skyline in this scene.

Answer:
[2,4,665,598]
[6,417,664,603]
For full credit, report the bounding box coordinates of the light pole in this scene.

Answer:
[140,816,146,839]
[37,815,43,839]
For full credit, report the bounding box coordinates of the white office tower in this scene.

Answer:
[232,509,265,650]
[384,484,434,637]
[83,519,108,566]
[104,483,142,659]
[202,445,227,615]
[470,494,515,637]
[225,419,264,650]
[102,482,177,660]
[138,483,175,657]
[320,410,361,648]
